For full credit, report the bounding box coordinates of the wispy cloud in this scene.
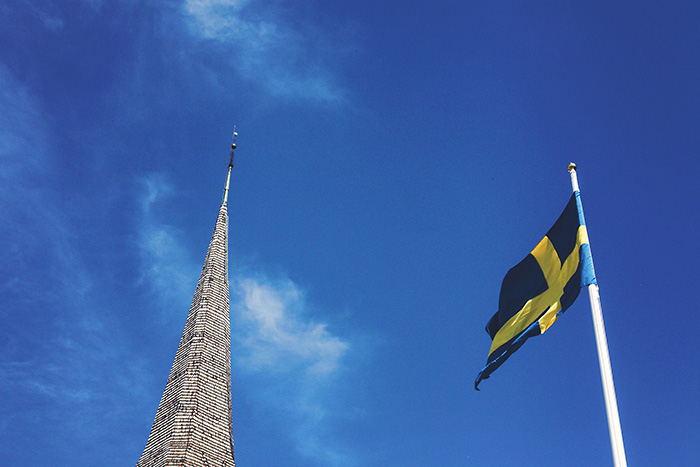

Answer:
[232,274,355,465]
[136,175,199,315]
[0,64,150,454]
[234,276,349,376]
[185,0,263,43]
[182,0,347,103]
[0,66,48,177]
[0,63,90,304]
[15,0,64,31]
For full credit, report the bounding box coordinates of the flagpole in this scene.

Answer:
[568,163,627,467]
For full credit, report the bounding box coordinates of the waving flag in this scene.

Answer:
[475,192,596,390]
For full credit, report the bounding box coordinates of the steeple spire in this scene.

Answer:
[137,138,237,467]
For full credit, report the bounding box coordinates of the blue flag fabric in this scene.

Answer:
[475,192,596,390]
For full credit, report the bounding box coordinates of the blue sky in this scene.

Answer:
[1,1,698,465]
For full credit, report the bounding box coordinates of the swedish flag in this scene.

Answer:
[475,192,596,390]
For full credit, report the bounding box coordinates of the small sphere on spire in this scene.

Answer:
[568,162,577,172]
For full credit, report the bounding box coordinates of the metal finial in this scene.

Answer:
[568,162,577,172]
[223,127,237,206]
[229,126,238,168]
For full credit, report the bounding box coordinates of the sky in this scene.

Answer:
[1,1,698,465]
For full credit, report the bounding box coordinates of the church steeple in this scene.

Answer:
[137,139,237,467]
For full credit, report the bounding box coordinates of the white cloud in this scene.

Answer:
[0,64,151,450]
[230,274,356,465]
[182,0,346,103]
[234,276,349,377]
[15,0,65,32]
[0,63,90,299]
[185,0,266,43]
[136,174,199,314]
[0,66,47,177]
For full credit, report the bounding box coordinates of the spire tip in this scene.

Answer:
[223,127,237,205]
[568,162,577,172]
[229,127,237,167]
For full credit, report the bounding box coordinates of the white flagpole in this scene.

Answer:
[568,163,627,467]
